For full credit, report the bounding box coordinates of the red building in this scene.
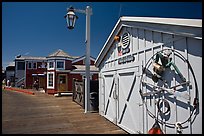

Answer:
[46,49,98,94]
[14,56,47,90]
[14,49,99,95]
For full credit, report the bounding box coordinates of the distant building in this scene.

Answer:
[14,49,99,94]
[5,62,15,87]
[46,49,98,94]
[2,67,6,82]
[14,56,47,89]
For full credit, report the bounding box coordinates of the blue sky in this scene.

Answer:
[2,2,202,69]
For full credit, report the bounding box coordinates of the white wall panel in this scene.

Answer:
[98,20,202,134]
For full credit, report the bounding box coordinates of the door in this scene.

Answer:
[58,74,67,92]
[38,76,45,89]
[117,67,142,133]
[101,67,142,133]
[102,72,117,124]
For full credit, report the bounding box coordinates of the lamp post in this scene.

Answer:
[65,6,92,113]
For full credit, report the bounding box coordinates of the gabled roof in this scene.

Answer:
[72,55,96,64]
[47,49,78,59]
[95,16,202,67]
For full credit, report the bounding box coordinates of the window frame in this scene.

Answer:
[56,60,65,70]
[17,61,25,70]
[41,62,47,68]
[47,72,55,89]
[33,62,37,69]
[48,61,55,70]
[28,62,32,69]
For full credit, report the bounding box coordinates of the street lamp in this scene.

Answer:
[64,6,78,29]
[65,6,92,113]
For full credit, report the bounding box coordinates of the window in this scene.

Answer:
[56,61,64,69]
[33,62,37,69]
[47,72,54,88]
[41,62,46,68]
[48,61,54,69]
[17,62,25,70]
[28,62,32,69]
[48,74,53,86]
[27,62,38,69]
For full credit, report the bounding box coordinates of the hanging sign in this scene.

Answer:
[118,55,135,64]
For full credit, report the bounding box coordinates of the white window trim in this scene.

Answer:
[48,61,55,70]
[56,60,65,70]
[47,72,55,89]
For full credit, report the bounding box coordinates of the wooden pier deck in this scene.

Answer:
[2,88,128,134]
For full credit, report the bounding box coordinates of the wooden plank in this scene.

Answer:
[2,89,127,134]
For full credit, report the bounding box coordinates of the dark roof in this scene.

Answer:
[6,66,15,71]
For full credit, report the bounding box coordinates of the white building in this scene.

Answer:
[95,16,202,134]
[5,62,15,87]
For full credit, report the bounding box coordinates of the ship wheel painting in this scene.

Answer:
[139,48,199,134]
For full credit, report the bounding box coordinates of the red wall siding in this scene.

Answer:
[26,74,33,88]
[47,69,55,72]
[73,60,83,65]
[90,60,95,65]
[68,74,83,92]
[65,60,72,70]
[47,89,56,94]
[25,61,47,89]
[67,73,72,92]
[72,59,95,65]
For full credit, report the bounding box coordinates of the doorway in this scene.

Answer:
[58,74,67,92]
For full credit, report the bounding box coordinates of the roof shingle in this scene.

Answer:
[47,49,78,59]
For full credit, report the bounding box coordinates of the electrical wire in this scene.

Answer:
[118,4,122,18]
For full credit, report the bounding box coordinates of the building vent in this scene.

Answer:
[122,32,130,49]
[16,54,21,58]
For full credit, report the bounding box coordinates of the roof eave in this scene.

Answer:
[120,16,202,28]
